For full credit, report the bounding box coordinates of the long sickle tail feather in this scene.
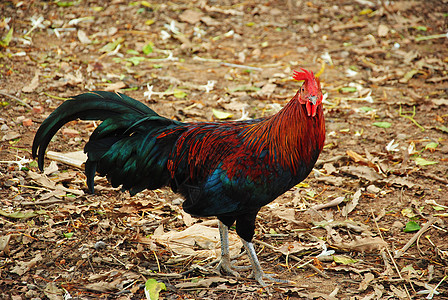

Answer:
[32,91,157,170]
[32,91,184,194]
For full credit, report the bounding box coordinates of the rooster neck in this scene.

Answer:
[243,96,325,174]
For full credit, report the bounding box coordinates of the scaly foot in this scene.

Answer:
[242,239,294,286]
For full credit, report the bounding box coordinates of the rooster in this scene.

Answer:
[32,68,325,286]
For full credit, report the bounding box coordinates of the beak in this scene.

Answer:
[308,95,317,105]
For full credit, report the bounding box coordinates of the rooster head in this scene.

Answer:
[293,68,322,117]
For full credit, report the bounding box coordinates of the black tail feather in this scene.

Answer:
[32,91,184,194]
[32,91,157,170]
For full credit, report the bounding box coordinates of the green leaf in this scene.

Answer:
[424,142,438,151]
[306,190,316,197]
[414,157,438,166]
[142,42,154,55]
[339,86,357,93]
[126,49,139,55]
[401,208,416,218]
[372,122,392,128]
[436,125,448,133]
[333,255,358,265]
[403,221,421,232]
[144,278,166,300]
[100,37,124,53]
[0,209,44,219]
[127,56,146,66]
[29,160,38,168]
[63,232,74,238]
[414,26,428,31]
[173,90,187,99]
[56,1,75,7]
[432,205,445,211]
[228,85,260,93]
[0,27,13,47]
[212,109,233,120]
[359,8,373,15]
[401,265,417,273]
[359,106,373,112]
[145,19,155,26]
[401,69,419,83]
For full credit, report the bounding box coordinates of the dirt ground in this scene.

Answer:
[1,0,447,299]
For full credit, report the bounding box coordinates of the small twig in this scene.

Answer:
[421,173,448,185]
[310,196,344,211]
[17,185,49,191]
[87,256,95,273]
[110,254,127,267]
[295,258,314,269]
[253,238,276,250]
[394,217,437,259]
[21,198,67,206]
[399,105,425,131]
[153,250,161,273]
[315,155,346,168]
[371,210,412,300]
[254,239,330,279]
[414,33,447,42]
[307,263,329,279]
[0,91,32,109]
[119,279,138,294]
[193,56,263,71]
[43,92,70,101]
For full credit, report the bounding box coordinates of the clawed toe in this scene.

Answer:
[251,271,293,287]
[216,260,241,278]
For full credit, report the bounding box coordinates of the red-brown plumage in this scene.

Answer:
[167,69,325,187]
[33,68,325,286]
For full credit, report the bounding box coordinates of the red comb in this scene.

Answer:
[292,68,315,82]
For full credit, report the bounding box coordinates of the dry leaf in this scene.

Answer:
[200,16,221,26]
[11,253,42,276]
[359,272,375,291]
[77,29,91,44]
[43,161,59,176]
[104,81,126,91]
[377,24,389,37]
[179,9,204,24]
[432,99,448,106]
[0,235,11,255]
[43,282,64,300]
[152,223,242,258]
[257,83,276,97]
[22,70,40,93]
[1,131,21,141]
[46,150,87,168]
[339,165,383,182]
[28,171,84,195]
[334,237,387,252]
[276,241,320,256]
[341,189,362,217]
[175,277,229,289]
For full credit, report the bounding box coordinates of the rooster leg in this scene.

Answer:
[242,239,290,286]
[216,221,249,277]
